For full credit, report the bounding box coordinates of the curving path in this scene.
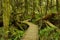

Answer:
[21,21,39,40]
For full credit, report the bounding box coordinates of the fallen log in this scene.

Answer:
[36,13,55,22]
[44,20,57,28]
[44,20,60,32]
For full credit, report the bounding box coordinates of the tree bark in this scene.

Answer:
[2,0,12,39]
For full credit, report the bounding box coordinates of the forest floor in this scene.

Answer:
[21,21,39,40]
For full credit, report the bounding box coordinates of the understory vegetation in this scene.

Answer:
[0,0,60,40]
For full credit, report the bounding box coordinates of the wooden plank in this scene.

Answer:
[21,21,39,40]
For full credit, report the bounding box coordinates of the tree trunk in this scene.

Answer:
[2,0,12,39]
[45,0,49,15]
[56,0,59,14]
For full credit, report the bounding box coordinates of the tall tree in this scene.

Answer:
[50,0,52,13]
[31,0,36,21]
[56,0,59,14]
[39,0,42,17]
[45,0,49,14]
[2,0,12,39]
[0,0,3,27]
[25,0,28,15]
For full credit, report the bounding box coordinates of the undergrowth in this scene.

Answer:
[39,25,60,40]
[0,27,24,40]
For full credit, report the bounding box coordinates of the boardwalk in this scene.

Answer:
[21,21,39,40]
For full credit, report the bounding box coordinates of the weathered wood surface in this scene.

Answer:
[21,21,39,40]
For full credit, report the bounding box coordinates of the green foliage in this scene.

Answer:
[0,0,60,40]
[39,25,60,40]
[0,27,24,40]
[8,27,24,40]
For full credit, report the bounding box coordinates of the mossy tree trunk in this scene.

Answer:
[25,0,28,16]
[50,0,52,13]
[31,0,36,20]
[45,0,49,15]
[56,0,59,14]
[2,0,12,39]
[39,0,42,17]
[0,2,1,20]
